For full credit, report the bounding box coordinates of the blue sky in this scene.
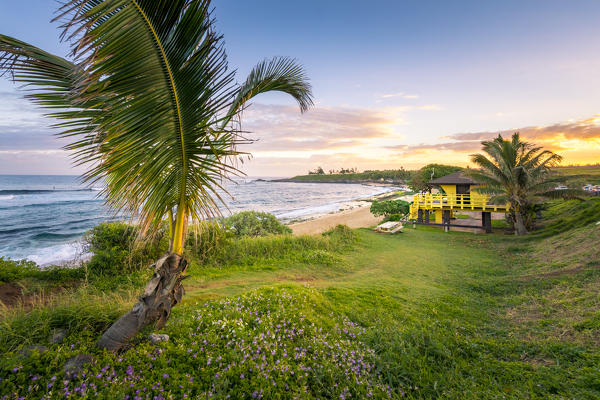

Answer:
[1,0,599,175]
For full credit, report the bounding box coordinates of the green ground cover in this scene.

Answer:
[553,165,600,186]
[1,200,600,399]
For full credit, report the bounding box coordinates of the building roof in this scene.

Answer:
[430,171,478,185]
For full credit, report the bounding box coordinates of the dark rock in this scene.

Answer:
[148,333,169,344]
[50,328,67,344]
[64,354,95,378]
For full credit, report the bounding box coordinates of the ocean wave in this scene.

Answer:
[0,195,14,200]
[0,189,94,195]
[0,199,102,211]
[0,225,52,235]
[32,232,84,241]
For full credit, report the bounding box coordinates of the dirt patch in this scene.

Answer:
[0,283,24,307]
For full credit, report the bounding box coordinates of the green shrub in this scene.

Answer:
[189,224,356,267]
[223,211,291,237]
[0,258,39,283]
[0,258,84,284]
[0,290,128,353]
[186,221,229,261]
[83,222,168,276]
[370,199,410,221]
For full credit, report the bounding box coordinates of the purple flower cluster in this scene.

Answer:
[1,288,400,399]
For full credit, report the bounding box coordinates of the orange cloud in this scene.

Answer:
[391,115,600,165]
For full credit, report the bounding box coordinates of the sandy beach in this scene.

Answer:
[289,203,383,235]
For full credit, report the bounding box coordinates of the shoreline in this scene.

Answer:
[286,190,409,235]
[9,182,403,266]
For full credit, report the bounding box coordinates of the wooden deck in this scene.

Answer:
[409,193,509,221]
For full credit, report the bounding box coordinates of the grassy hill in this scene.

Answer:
[1,199,600,398]
[554,164,600,186]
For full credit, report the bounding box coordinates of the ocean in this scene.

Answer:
[0,175,395,265]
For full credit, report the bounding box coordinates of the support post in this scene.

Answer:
[482,212,492,233]
[424,210,430,224]
[417,209,423,223]
[443,210,451,232]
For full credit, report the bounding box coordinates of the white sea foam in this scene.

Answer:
[26,242,88,267]
[1,174,401,266]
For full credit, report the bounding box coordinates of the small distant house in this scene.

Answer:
[409,171,509,233]
[583,184,600,192]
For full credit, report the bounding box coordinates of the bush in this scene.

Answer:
[370,200,410,221]
[0,258,84,284]
[188,224,357,267]
[0,258,39,283]
[83,222,168,276]
[186,221,229,262]
[223,211,292,237]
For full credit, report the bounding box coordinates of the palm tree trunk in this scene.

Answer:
[98,205,189,351]
[97,253,188,351]
[514,210,528,235]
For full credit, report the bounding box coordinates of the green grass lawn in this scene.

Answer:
[2,200,600,399]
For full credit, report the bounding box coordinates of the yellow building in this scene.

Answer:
[409,171,509,233]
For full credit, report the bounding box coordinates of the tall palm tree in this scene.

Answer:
[468,133,576,235]
[0,0,313,350]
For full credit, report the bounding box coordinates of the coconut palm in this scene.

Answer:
[468,133,577,235]
[0,0,313,350]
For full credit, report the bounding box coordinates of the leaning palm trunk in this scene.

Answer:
[1,0,313,351]
[98,253,188,350]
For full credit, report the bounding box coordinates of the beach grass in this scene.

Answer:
[1,200,600,398]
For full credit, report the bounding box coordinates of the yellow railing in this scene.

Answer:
[410,193,509,216]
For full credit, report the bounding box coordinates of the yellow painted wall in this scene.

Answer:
[440,184,487,202]
[440,184,456,195]
[435,210,443,224]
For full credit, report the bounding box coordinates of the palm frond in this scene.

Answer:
[222,56,313,128]
[2,0,313,241]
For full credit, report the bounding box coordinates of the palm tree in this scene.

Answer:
[468,133,576,235]
[0,0,313,350]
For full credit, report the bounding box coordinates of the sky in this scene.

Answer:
[1,0,599,176]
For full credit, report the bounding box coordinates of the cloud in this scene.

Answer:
[390,114,600,158]
[379,92,419,100]
[239,103,401,152]
[447,117,600,142]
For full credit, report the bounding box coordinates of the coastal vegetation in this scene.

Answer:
[1,197,600,398]
[407,164,464,193]
[469,133,581,234]
[0,0,313,350]
[281,169,414,184]
[369,200,411,221]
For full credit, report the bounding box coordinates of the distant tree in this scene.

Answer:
[316,166,325,175]
[408,164,463,192]
[370,200,410,221]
